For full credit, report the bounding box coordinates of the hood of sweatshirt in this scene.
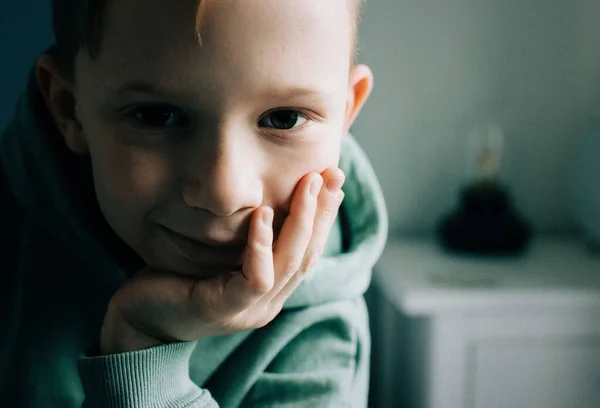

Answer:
[0,64,388,309]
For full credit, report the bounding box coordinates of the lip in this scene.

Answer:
[162,226,246,267]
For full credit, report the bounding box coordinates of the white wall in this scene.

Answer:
[352,0,600,234]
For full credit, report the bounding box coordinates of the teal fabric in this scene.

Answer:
[0,65,388,407]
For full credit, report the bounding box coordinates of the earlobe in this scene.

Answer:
[343,64,374,134]
[35,54,89,155]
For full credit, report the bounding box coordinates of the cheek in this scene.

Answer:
[264,136,342,213]
[87,132,173,241]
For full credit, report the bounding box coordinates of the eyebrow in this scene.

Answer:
[264,87,324,101]
[105,81,326,102]
[104,81,179,98]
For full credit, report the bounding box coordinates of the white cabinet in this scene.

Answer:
[472,342,600,408]
[367,236,600,408]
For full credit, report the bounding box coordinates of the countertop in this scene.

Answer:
[373,235,600,316]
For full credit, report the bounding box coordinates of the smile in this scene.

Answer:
[161,226,246,267]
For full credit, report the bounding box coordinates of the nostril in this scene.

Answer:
[181,181,255,218]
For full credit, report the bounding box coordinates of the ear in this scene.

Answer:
[35,54,89,155]
[343,64,374,134]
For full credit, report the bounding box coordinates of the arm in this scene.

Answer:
[75,169,345,407]
[77,298,370,408]
[78,342,219,408]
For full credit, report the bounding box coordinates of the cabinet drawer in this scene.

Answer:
[469,341,600,408]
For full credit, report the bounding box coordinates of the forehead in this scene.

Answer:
[82,0,353,96]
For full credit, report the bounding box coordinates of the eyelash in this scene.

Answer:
[258,109,311,132]
[124,105,189,130]
[123,104,313,133]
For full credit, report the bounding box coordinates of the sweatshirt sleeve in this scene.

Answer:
[77,341,219,408]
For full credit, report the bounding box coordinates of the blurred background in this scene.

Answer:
[2,0,600,407]
[1,0,599,235]
[352,0,600,235]
[350,1,600,407]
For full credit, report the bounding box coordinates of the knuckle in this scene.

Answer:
[303,250,322,272]
[322,194,342,217]
[321,204,335,219]
[248,240,271,255]
[250,276,274,295]
[300,223,315,241]
[252,307,280,329]
[254,316,272,329]
[299,206,317,222]
[282,258,301,278]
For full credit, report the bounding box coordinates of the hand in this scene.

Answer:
[100,168,346,355]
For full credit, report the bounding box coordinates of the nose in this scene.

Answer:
[181,127,262,216]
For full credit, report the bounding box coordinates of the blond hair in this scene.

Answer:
[51,0,365,80]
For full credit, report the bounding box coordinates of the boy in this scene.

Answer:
[0,0,388,406]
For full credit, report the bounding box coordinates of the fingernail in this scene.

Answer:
[310,179,323,197]
[326,177,345,193]
[262,207,273,226]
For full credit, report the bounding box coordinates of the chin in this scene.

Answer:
[146,251,242,280]
[139,235,279,280]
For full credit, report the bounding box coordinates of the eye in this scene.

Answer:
[129,105,188,128]
[258,110,308,130]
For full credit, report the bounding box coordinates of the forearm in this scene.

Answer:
[78,341,219,408]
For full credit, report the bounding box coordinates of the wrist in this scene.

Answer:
[100,303,164,355]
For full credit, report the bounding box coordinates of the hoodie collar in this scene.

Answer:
[0,66,139,286]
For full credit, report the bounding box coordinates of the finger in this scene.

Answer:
[195,206,274,313]
[231,206,275,298]
[272,169,345,306]
[241,206,275,295]
[272,173,322,291]
[301,168,346,272]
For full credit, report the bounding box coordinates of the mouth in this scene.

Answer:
[161,226,246,267]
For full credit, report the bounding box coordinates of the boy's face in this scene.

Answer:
[60,0,370,277]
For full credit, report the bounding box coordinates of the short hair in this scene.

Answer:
[50,0,365,80]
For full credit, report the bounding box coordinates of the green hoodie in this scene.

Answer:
[0,65,388,408]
